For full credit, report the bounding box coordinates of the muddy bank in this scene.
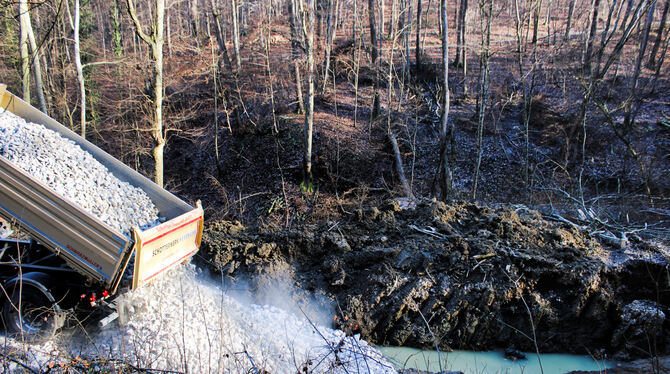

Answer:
[197,200,669,361]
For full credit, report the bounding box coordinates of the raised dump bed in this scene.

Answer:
[0,84,203,336]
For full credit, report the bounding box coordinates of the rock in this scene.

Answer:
[257,242,276,258]
[324,231,351,252]
[504,346,527,361]
[612,300,666,356]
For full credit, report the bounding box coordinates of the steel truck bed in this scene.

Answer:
[0,84,203,295]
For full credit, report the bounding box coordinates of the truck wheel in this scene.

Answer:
[2,286,61,339]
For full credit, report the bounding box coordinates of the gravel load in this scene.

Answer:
[0,110,160,235]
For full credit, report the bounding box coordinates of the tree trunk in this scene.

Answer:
[322,0,335,91]
[368,0,380,118]
[624,1,656,130]
[416,0,422,70]
[596,0,618,72]
[303,0,315,188]
[455,0,468,67]
[19,0,31,104]
[232,0,242,70]
[112,0,123,57]
[532,0,541,44]
[209,0,234,73]
[126,0,166,187]
[648,0,669,68]
[74,0,86,137]
[621,0,635,30]
[25,13,47,114]
[565,0,575,40]
[436,0,452,200]
[289,0,306,114]
[471,0,493,201]
[190,0,200,41]
[583,0,602,73]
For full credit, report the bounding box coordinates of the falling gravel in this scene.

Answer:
[2,265,398,373]
[0,110,159,235]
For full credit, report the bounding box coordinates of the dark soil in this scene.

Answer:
[197,199,670,362]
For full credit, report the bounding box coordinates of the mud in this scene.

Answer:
[198,199,670,361]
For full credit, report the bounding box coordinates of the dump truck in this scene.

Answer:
[0,84,204,337]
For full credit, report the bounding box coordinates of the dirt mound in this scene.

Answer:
[198,200,670,361]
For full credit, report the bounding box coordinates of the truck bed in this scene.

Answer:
[0,84,203,293]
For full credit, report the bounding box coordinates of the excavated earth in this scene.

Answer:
[198,200,670,362]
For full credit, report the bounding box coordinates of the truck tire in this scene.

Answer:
[2,285,62,339]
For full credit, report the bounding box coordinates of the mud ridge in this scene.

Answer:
[198,199,669,361]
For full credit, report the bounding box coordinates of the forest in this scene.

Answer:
[1,0,669,371]
[1,0,668,232]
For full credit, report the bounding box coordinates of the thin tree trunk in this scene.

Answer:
[583,0,602,73]
[532,0,541,44]
[74,0,86,137]
[624,1,655,130]
[191,0,200,41]
[436,0,452,200]
[322,0,335,91]
[303,0,315,187]
[386,15,413,198]
[209,0,233,73]
[380,0,385,36]
[403,0,412,78]
[596,0,618,72]
[416,0,422,70]
[455,0,468,67]
[232,0,242,70]
[112,0,123,57]
[289,0,306,114]
[126,0,166,187]
[26,24,46,113]
[353,0,362,126]
[369,0,380,118]
[472,0,493,201]
[621,0,635,30]
[565,0,575,40]
[648,0,669,68]
[19,0,31,104]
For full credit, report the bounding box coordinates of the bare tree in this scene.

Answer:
[454,0,468,68]
[648,0,669,68]
[126,0,167,187]
[565,0,576,40]
[74,0,86,137]
[471,0,493,200]
[111,0,123,57]
[289,0,306,114]
[322,0,335,91]
[583,0,602,73]
[416,0,423,70]
[209,0,234,72]
[302,0,315,188]
[18,0,45,113]
[232,0,242,70]
[369,0,380,118]
[531,0,541,44]
[623,0,656,130]
[435,0,452,200]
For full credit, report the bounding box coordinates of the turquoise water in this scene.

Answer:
[379,347,618,374]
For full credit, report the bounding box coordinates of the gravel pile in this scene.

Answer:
[0,110,160,235]
[90,265,398,373]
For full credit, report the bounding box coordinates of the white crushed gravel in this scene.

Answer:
[2,265,397,373]
[0,110,159,235]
